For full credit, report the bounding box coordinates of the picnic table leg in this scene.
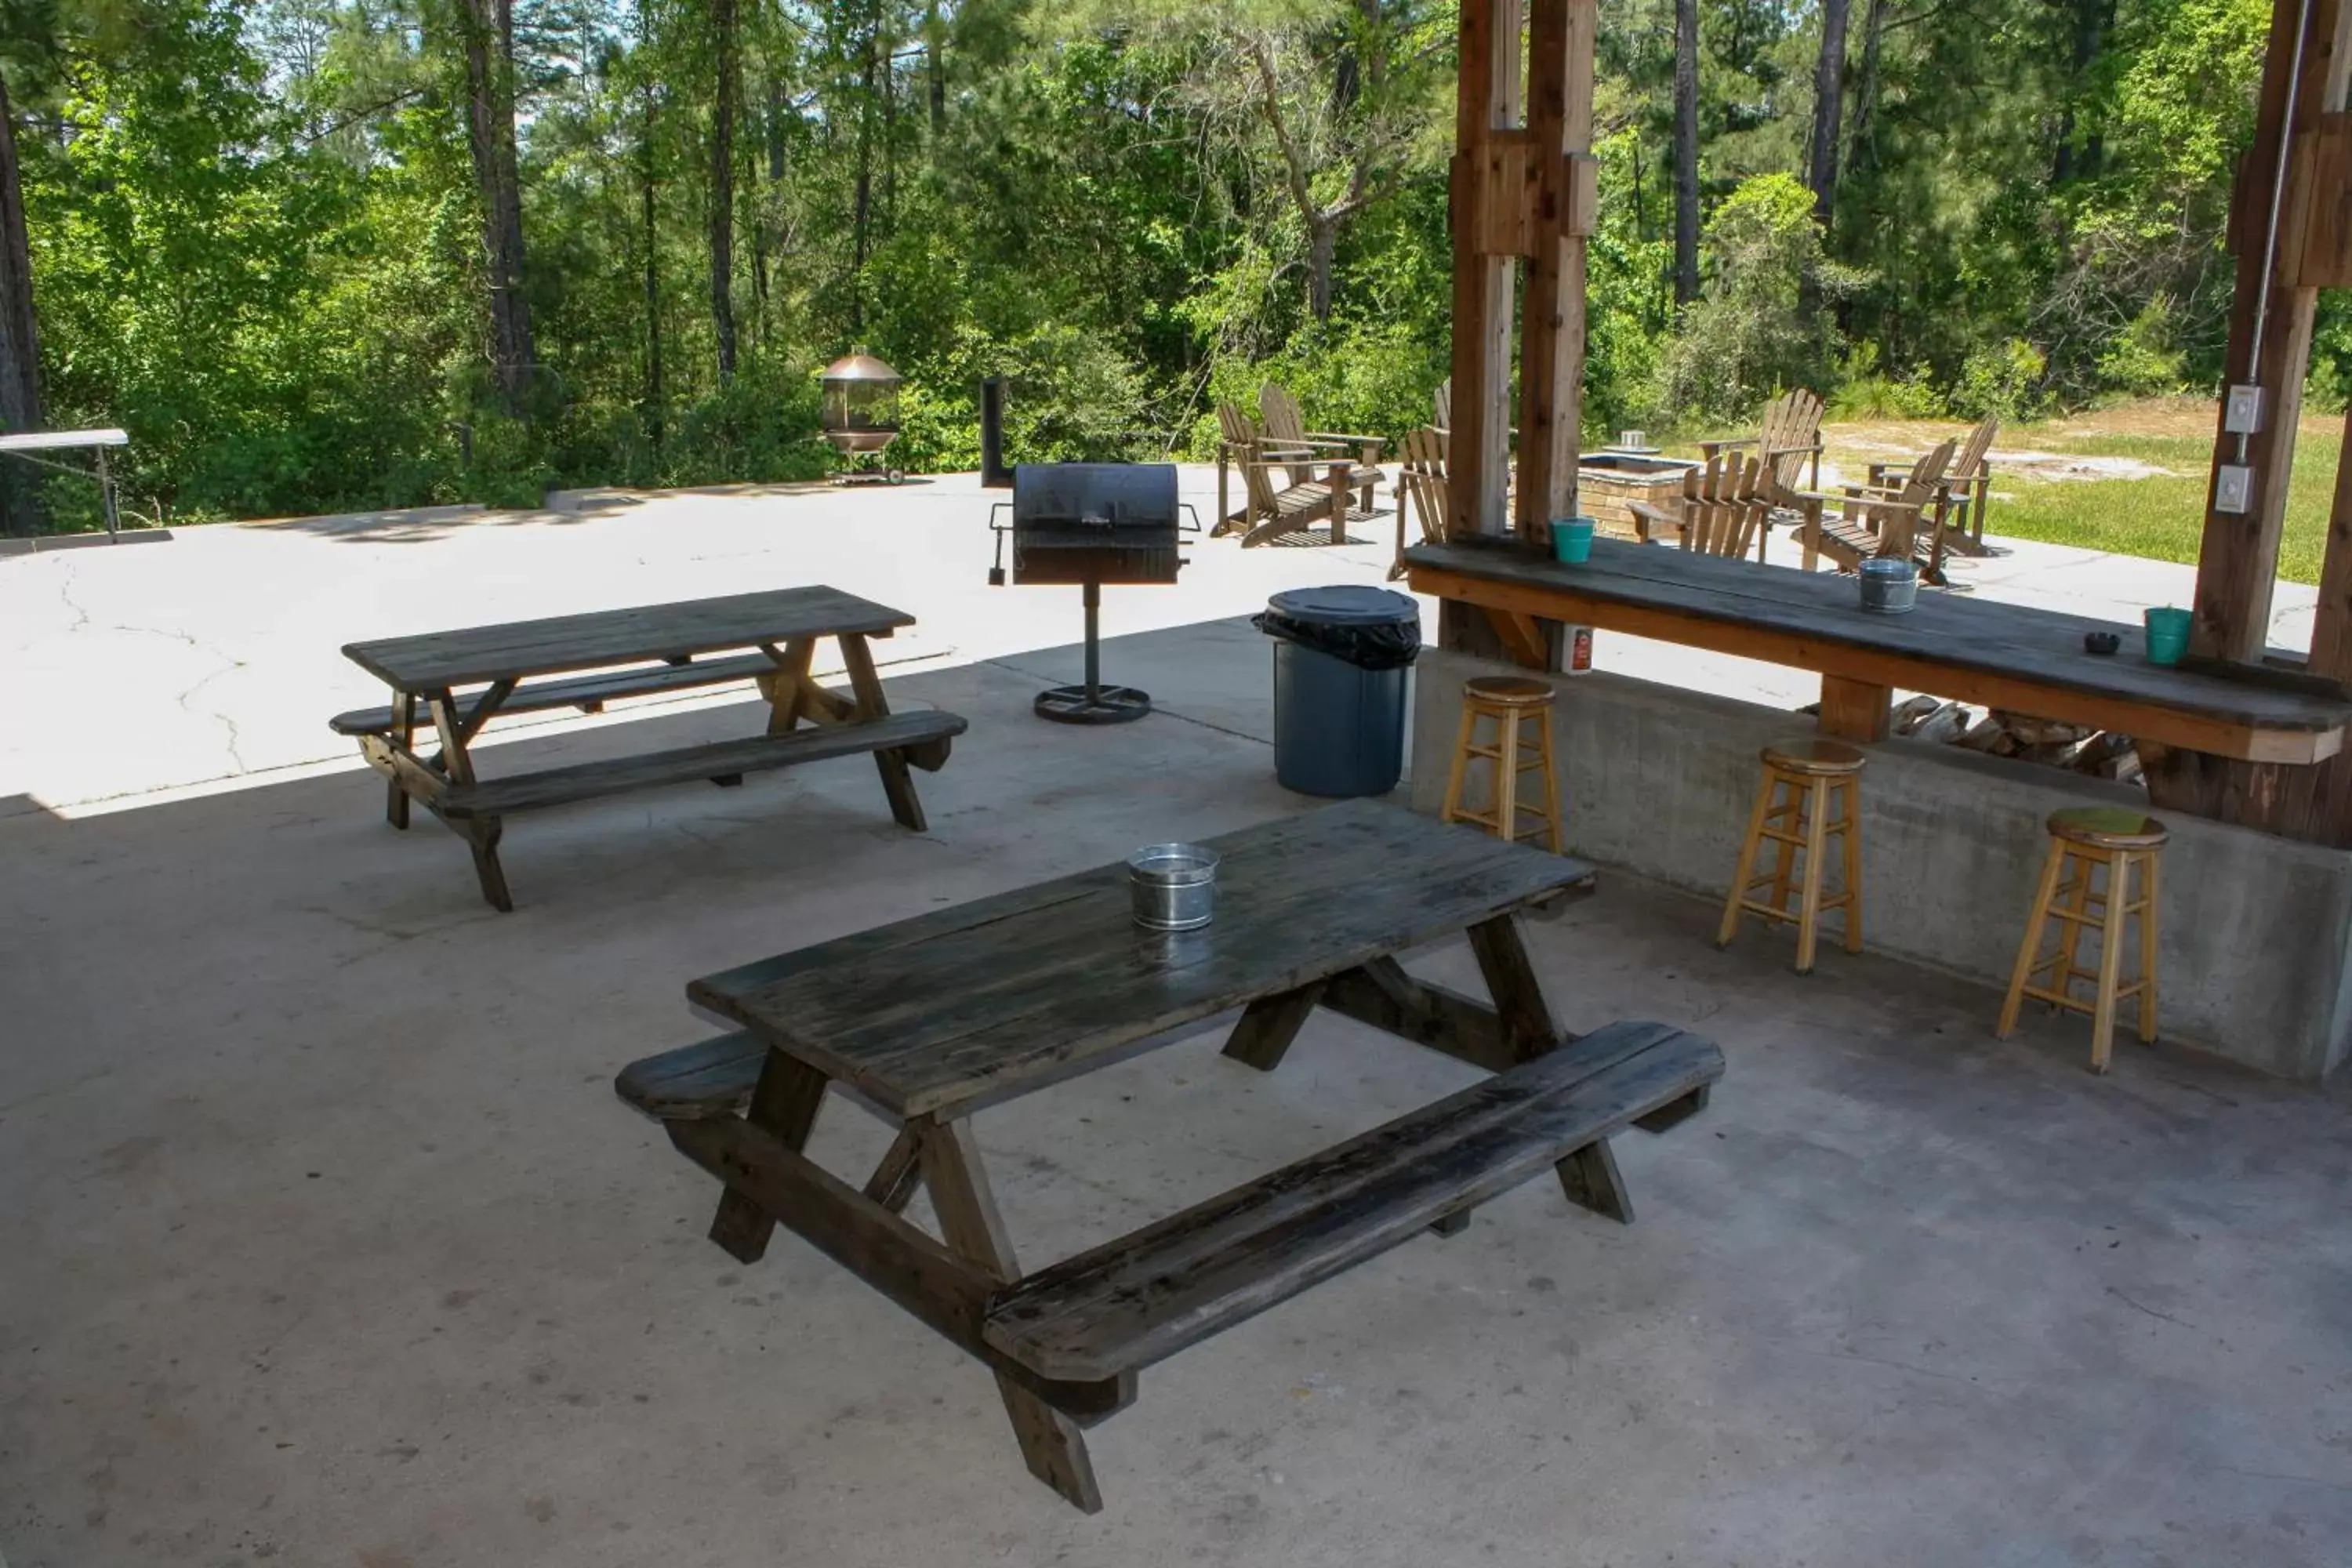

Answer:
[916,1117,1103,1513]
[429,688,518,912]
[1557,1137,1635,1224]
[838,633,928,833]
[860,1125,924,1214]
[1466,914,1563,1064]
[387,692,416,829]
[757,638,817,736]
[710,1047,831,1263]
[1220,978,1328,1072]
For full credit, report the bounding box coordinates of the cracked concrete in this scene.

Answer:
[5,479,2350,1566]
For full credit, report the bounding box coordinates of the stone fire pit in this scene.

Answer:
[1577,451,1697,537]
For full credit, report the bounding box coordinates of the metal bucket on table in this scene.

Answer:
[1128,844,1220,931]
[1858,558,1919,615]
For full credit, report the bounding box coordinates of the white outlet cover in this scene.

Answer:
[2216,464,2254,514]
[2224,384,2265,434]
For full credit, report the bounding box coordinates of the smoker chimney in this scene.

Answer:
[979,376,1014,489]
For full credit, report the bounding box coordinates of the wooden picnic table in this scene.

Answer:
[1407,537,2352,763]
[614,800,1724,1512]
[335,586,964,909]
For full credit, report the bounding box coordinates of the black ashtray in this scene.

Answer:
[2084,631,2120,656]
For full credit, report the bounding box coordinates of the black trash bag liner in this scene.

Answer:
[1253,585,1422,671]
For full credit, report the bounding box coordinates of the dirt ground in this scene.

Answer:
[1813,396,2346,486]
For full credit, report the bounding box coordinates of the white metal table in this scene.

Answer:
[0,428,129,537]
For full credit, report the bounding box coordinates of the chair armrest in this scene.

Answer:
[1699,437,1759,457]
[1626,500,1679,542]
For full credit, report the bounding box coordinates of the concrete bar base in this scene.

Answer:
[1412,648,2352,1081]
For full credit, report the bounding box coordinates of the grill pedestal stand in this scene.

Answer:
[1035,581,1151,724]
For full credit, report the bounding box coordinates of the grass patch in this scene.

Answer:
[1992,425,2340,584]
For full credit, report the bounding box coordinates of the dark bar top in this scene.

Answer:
[1406,537,2352,742]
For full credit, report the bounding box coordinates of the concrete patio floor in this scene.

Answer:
[5,481,2351,1567]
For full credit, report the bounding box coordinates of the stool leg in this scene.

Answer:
[1765,778,1802,918]
[2136,850,2161,1046]
[1719,767,1776,947]
[2089,853,2129,1074]
[2045,851,2096,1007]
[1999,839,2066,1038]
[1534,707,1564,852]
[1838,775,1864,954]
[1441,704,1479,826]
[1494,706,1523,842]
[1794,770,1834,974]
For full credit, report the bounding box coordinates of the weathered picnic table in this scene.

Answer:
[614,800,1724,1512]
[335,586,964,909]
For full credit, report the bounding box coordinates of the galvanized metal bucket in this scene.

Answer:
[1858,558,1919,615]
[1128,843,1220,931]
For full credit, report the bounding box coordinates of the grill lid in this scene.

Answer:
[1011,463,1178,529]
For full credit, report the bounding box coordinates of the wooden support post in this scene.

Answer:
[1514,0,1597,554]
[2185,0,2348,664]
[1447,0,1524,542]
[2149,0,2351,840]
[1817,674,1892,743]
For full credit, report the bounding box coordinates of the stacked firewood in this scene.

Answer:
[1889,696,2144,784]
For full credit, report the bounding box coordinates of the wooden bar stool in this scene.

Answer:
[1441,676,1564,851]
[1998,807,2166,1073]
[1718,740,1864,974]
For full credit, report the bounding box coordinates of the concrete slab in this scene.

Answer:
[8,483,2352,1566]
[5,620,2352,1568]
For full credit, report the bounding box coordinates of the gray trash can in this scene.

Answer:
[1255,586,1421,797]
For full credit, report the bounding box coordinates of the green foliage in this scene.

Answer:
[1824,343,1944,421]
[1655,172,1840,424]
[1950,338,2049,422]
[2,0,2330,531]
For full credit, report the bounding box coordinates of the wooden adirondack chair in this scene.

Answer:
[1869,416,1998,558]
[1392,425,1450,580]
[1700,389,1825,492]
[1258,384,1386,514]
[1213,401,1316,537]
[1627,453,1773,561]
[1787,438,1958,578]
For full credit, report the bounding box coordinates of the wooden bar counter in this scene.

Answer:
[1406,539,2352,764]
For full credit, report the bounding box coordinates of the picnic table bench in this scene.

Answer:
[336,586,964,909]
[614,800,1724,1512]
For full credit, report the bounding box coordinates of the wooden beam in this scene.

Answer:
[1818,674,1892,743]
[2180,406,2352,845]
[2186,0,2348,664]
[1448,0,1523,540]
[1514,0,1597,551]
[2293,112,2352,285]
[2153,0,2352,838]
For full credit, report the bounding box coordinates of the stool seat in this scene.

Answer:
[1761,739,1867,776]
[2049,806,2169,850]
[1465,675,1556,708]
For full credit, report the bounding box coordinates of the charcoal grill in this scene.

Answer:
[987,462,1198,724]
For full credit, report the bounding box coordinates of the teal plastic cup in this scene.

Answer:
[2143,606,2191,666]
[1552,516,1597,564]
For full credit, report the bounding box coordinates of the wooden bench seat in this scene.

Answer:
[328,652,782,736]
[438,708,965,818]
[615,1031,768,1120]
[981,1019,1722,1382]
